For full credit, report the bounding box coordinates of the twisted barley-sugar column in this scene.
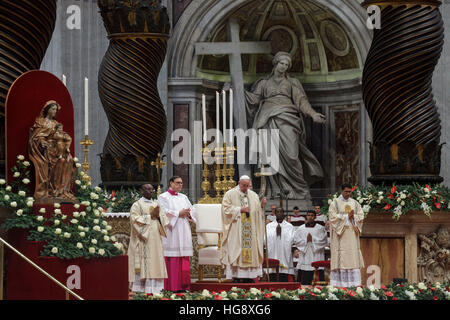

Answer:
[98,33,168,158]
[0,0,57,116]
[362,0,443,146]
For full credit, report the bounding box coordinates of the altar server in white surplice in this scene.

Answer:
[328,183,365,287]
[221,175,267,283]
[128,184,169,294]
[265,207,295,282]
[293,210,328,285]
[157,176,197,292]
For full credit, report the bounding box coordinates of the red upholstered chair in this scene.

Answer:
[311,260,331,286]
[262,258,280,281]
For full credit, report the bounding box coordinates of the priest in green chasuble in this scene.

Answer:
[128,184,169,294]
[221,175,267,283]
[328,183,365,287]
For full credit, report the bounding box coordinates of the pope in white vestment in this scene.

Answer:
[293,211,328,285]
[265,208,295,281]
[128,184,169,294]
[328,185,365,287]
[221,176,266,282]
[157,176,197,291]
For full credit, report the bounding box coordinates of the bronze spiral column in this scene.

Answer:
[98,0,170,189]
[362,0,444,185]
[0,0,57,175]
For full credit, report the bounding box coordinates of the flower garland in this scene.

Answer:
[132,282,450,300]
[106,188,141,213]
[1,155,123,259]
[320,184,450,220]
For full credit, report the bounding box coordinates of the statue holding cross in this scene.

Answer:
[195,20,325,202]
[195,18,272,178]
[245,51,326,201]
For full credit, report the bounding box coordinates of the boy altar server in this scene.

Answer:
[293,210,328,285]
[266,207,295,281]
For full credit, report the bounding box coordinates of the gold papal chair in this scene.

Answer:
[194,204,223,282]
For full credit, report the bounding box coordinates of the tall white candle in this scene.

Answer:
[62,74,67,86]
[84,77,89,136]
[202,94,207,144]
[222,90,226,145]
[229,88,233,146]
[216,91,220,146]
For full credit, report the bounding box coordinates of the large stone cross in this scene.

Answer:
[195,18,271,176]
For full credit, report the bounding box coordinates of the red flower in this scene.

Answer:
[352,186,357,192]
[434,202,441,209]
[161,298,170,300]
[426,184,432,191]
[384,204,391,210]
[111,190,116,198]
[176,293,185,297]
[146,293,152,296]
[300,296,305,300]
[264,293,273,299]
[385,291,393,297]
[310,293,316,297]
[393,297,397,300]
[434,296,438,300]
[211,291,217,295]
[391,186,397,194]
[381,285,387,290]
[341,287,348,292]
[214,295,223,300]
[348,291,356,297]
[387,194,394,199]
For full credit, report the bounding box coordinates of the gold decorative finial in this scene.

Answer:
[80,135,94,186]
[198,144,215,204]
[151,152,166,197]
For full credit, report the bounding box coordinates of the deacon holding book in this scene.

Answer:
[221,175,267,283]
[128,184,169,294]
[328,183,365,287]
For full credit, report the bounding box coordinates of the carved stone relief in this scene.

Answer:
[418,226,450,284]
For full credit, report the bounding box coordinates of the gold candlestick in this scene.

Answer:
[80,135,94,186]
[220,143,228,195]
[226,145,236,190]
[198,145,214,204]
[213,146,224,202]
[151,152,166,197]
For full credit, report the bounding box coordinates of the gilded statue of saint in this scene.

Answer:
[29,101,77,203]
[245,51,326,200]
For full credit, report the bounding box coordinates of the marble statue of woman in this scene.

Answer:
[29,100,77,203]
[244,51,325,201]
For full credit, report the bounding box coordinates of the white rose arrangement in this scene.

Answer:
[2,156,124,260]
